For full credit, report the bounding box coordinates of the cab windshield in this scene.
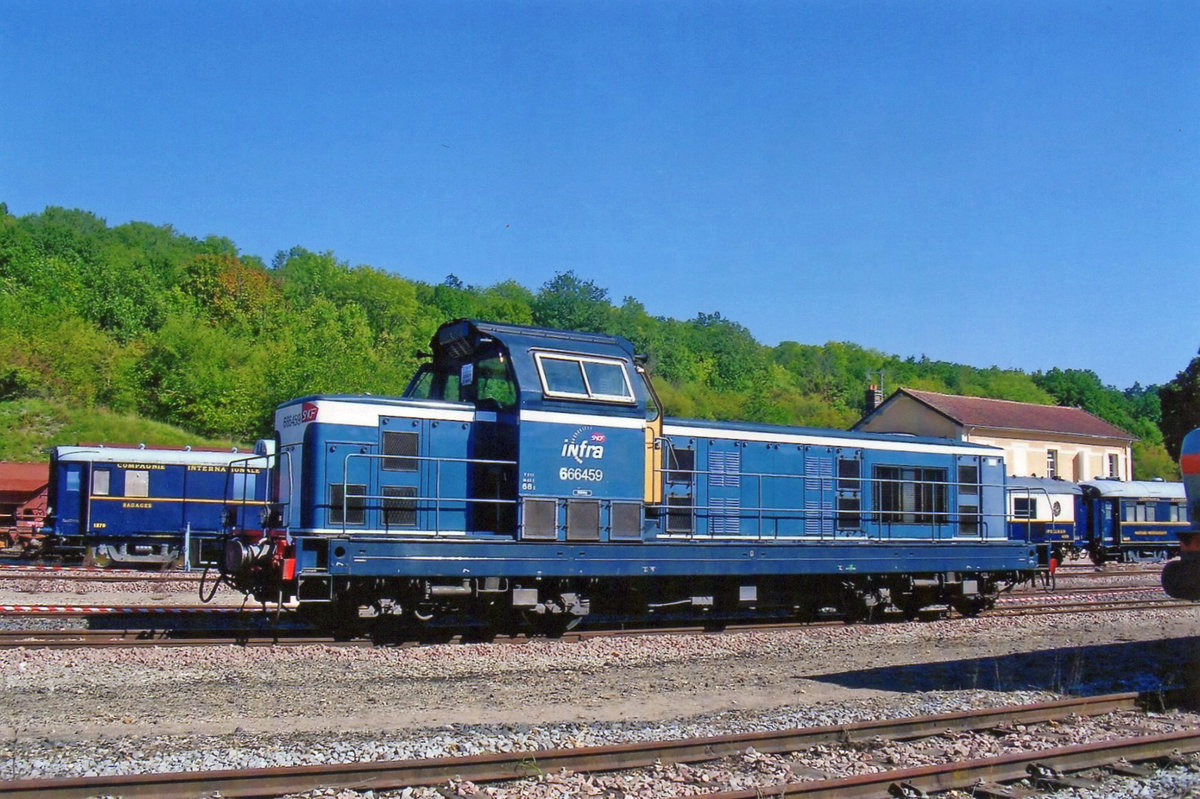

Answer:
[403,352,516,410]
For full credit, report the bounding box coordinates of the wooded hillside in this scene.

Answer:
[0,205,1186,478]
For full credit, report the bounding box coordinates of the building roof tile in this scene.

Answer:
[892,388,1137,440]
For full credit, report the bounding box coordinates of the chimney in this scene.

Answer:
[864,383,883,413]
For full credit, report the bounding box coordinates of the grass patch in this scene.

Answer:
[0,398,244,462]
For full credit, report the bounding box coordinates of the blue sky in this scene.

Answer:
[3,1,1197,390]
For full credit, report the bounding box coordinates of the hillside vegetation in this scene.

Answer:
[0,398,241,462]
[0,204,1187,478]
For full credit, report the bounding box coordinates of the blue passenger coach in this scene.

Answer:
[47,444,269,567]
[1079,479,1188,564]
[1006,476,1083,563]
[219,320,1039,629]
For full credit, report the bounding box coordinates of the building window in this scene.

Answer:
[1108,454,1119,479]
[873,466,947,525]
[1046,449,1058,479]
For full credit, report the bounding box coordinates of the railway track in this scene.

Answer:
[1,595,1194,649]
[0,563,203,582]
[0,692,1191,799]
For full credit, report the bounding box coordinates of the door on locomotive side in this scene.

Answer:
[517,347,648,542]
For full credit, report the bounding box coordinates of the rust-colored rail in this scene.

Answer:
[0,693,1162,799]
[706,728,1200,798]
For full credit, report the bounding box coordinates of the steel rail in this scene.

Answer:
[4,596,1195,650]
[989,597,1193,616]
[0,629,362,648]
[0,693,1158,799]
[0,603,247,616]
[706,728,1200,798]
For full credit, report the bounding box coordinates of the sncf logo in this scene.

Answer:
[561,428,606,464]
[282,402,319,428]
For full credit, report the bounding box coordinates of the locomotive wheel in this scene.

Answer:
[894,596,923,621]
[525,612,581,638]
[86,546,113,569]
[952,596,992,618]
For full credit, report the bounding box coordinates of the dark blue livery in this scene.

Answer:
[46,444,270,567]
[219,319,1039,630]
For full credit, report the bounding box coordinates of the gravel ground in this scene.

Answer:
[0,574,1198,797]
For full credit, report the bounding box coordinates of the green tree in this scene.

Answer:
[532,271,611,332]
[1160,351,1200,461]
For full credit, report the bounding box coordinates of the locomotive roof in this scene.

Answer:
[1079,479,1186,499]
[663,416,1005,455]
[1006,476,1083,494]
[53,445,268,469]
[436,319,636,361]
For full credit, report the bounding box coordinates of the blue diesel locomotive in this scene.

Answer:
[217,319,1039,630]
[46,444,270,567]
[1162,428,1200,600]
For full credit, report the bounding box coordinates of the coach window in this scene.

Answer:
[125,470,150,498]
[92,469,111,496]
[1012,497,1036,519]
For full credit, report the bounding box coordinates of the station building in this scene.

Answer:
[853,388,1136,481]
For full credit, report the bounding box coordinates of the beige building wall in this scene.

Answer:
[965,430,1130,481]
[858,398,1134,481]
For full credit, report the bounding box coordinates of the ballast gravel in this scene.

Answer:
[0,573,1197,798]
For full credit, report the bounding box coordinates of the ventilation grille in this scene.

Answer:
[383,431,419,472]
[709,450,741,488]
[522,499,557,540]
[383,485,417,528]
[710,497,741,535]
[566,500,601,541]
[611,502,642,540]
[806,456,834,536]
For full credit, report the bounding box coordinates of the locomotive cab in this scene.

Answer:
[401,318,665,540]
